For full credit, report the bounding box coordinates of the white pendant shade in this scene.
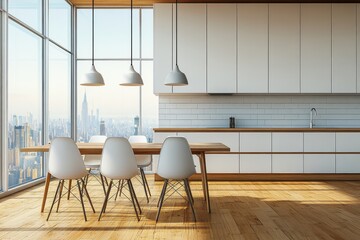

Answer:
[164,65,188,86]
[81,65,105,86]
[120,65,144,86]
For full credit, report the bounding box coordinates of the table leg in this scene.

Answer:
[197,154,207,202]
[199,152,211,213]
[41,172,51,213]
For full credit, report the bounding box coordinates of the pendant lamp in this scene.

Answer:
[120,0,143,86]
[164,0,188,86]
[81,0,104,86]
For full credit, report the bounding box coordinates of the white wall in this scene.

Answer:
[159,95,360,128]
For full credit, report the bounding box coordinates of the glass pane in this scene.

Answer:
[9,0,42,32]
[8,20,43,188]
[141,60,157,143]
[77,9,140,59]
[49,0,71,50]
[49,43,71,140]
[141,9,153,58]
[77,60,140,142]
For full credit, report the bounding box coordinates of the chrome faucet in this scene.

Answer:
[310,107,317,128]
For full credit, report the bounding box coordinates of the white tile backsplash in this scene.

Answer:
[159,95,360,128]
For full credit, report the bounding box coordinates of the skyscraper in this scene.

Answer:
[81,91,89,141]
[100,120,106,135]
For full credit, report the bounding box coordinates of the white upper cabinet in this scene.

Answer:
[301,4,332,93]
[237,4,268,93]
[207,4,237,93]
[153,4,173,94]
[357,4,360,93]
[173,4,206,93]
[332,4,357,93]
[269,4,300,93]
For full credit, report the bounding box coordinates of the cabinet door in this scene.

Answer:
[332,4,357,93]
[154,4,173,94]
[173,4,206,93]
[304,154,335,173]
[237,4,268,93]
[269,4,300,93]
[304,133,335,152]
[207,4,237,93]
[240,133,271,173]
[178,132,240,173]
[336,133,360,173]
[357,4,360,93]
[301,4,331,93]
[272,133,303,173]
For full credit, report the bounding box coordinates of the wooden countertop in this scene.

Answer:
[153,128,360,132]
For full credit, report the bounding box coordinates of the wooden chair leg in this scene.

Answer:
[156,179,168,222]
[128,179,140,221]
[184,179,196,221]
[81,178,96,213]
[67,179,72,200]
[98,180,113,221]
[46,180,62,221]
[140,168,149,203]
[56,180,65,213]
[76,180,87,221]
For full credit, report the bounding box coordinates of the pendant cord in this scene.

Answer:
[175,0,178,66]
[131,0,133,66]
[92,0,95,66]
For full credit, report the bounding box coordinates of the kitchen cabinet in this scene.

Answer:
[240,133,272,173]
[332,4,357,93]
[269,4,300,93]
[207,4,237,93]
[357,4,360,93]
[178,132,240,173]
[272,133,303,173]
[304,133,335,173]
[153,4,173,94]
[237,4,268,93]
[335,133,360,173]
[300,4,331,93]
[173,4,206,93]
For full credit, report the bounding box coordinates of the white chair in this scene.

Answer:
[156,137,196,222]
[128,135,152,203]
[98,137,142,221]
[83,135,108,194]
[47,137,95,221]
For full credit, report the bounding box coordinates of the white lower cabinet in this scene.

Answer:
[240,133,271,173]
[304,154,335,173]
[240,155,272,173]
[178,132,240,173]
[272,154,303,173]
[336,155,360,173]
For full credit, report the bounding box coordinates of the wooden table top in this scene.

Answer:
[20,142,230,155]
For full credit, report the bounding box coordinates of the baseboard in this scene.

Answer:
[154,173,360,181]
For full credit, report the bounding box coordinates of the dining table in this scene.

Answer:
[21,142,230,214]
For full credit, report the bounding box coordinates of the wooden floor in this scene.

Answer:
[1,176,360,240]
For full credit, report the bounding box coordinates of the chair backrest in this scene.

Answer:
[128,135,147,143]
[84,135,107,163]
[100,137,138,180]
[89,135,107,143]
[128,135,152,167]
[49,137,87,180]
[157,137,196,180]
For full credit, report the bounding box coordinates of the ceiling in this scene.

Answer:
[69,0,360,7]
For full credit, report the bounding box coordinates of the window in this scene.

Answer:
[49,0,71,50]
[9,0,43,32]
[48,43,71,140]
[8,20,43,188]
[76,8,157,144]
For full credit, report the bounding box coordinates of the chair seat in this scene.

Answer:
[84,159,101,168]
[136,157,152,168]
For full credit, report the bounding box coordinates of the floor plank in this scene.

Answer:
[0,177,360,240]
